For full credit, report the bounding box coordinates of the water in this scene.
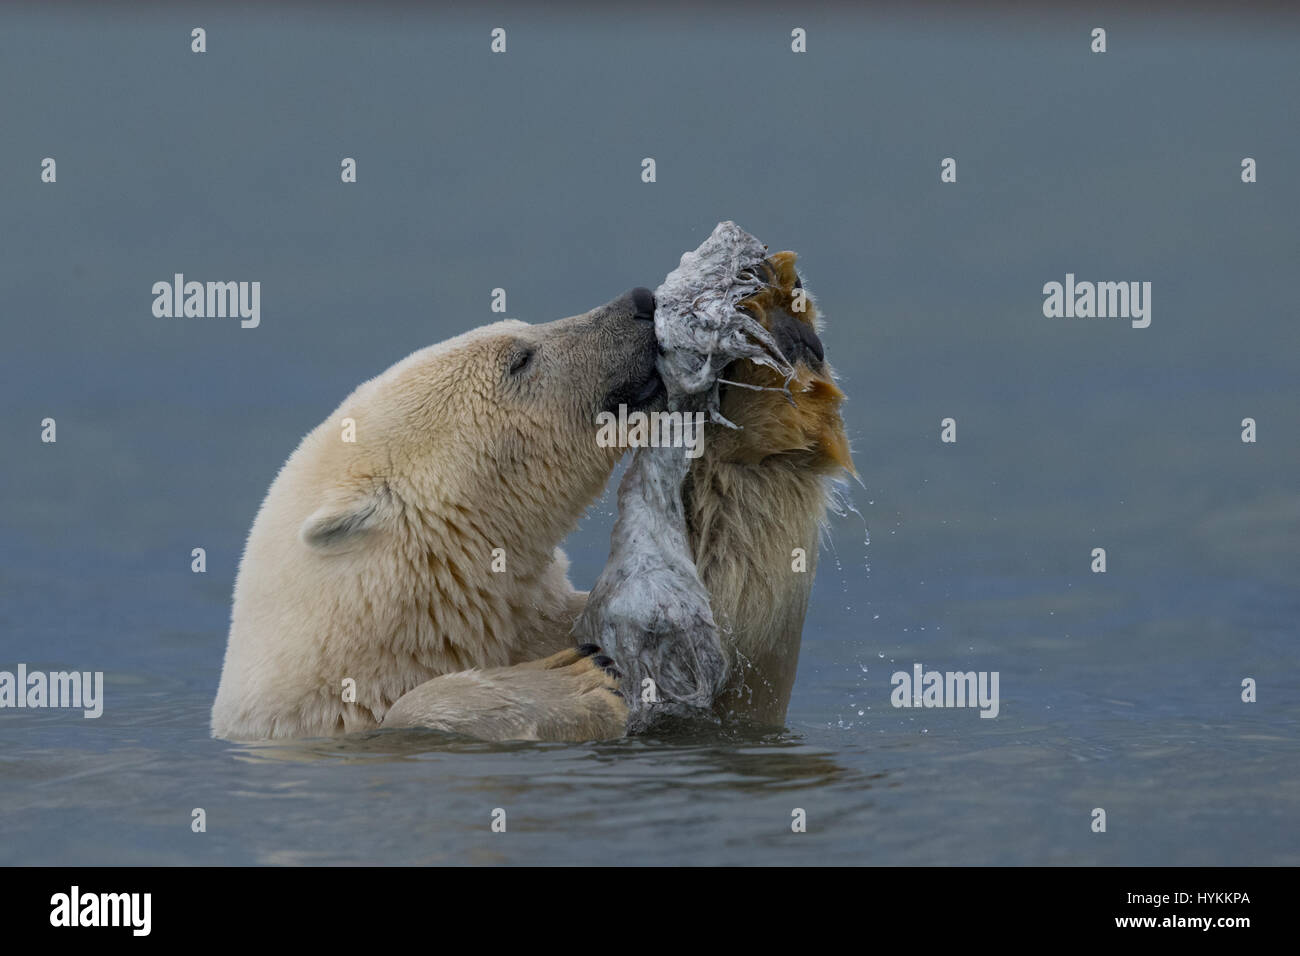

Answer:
[1,4,1298,865]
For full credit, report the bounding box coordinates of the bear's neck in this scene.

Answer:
[393,501,586,672]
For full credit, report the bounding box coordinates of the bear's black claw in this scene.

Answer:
[592,655,623,679]
[742,259,773,283]
[772,310,825,366]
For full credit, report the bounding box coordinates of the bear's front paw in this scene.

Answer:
[518,644,624,692]
[519,642,602,670]
[383,647,628,741]
[706,252,853,474]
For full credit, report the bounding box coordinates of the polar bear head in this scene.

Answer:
[212,288,662,739]
[296,286,661,556]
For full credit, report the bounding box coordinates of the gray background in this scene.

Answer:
[1,2,1297,864]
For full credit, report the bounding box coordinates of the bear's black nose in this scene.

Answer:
[630,287,656,321]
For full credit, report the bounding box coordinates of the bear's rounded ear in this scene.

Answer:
[300,487,393,553]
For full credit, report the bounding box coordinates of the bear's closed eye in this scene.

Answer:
[508,347,536,375]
